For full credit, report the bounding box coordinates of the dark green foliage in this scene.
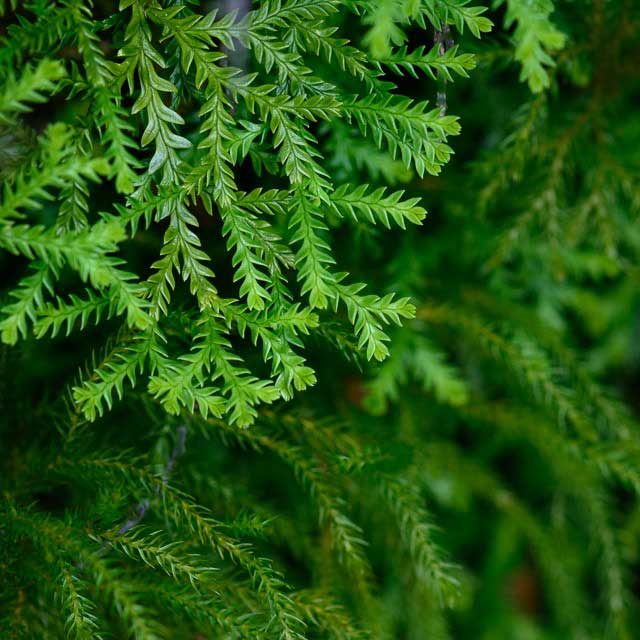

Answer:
[1,1,640,638]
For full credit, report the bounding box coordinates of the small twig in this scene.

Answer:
[96,425,188,553]
[117,498,150,535]
[160,424,188,487]
[434,25,454,115]
[220,0,250,112]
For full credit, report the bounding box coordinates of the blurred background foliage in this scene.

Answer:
[330,1,640,637]
[2,1,640,639]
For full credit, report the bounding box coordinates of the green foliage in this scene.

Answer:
[2,1,640,639]
[494,0,566,92]
[0,58,64,124]
[0,0,450,425]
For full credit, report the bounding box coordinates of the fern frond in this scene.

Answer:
[0,124,109,221]
[0,261,53,344]
[33,290,111,339]
[494,0,566,92]
[147,200,218,317]
[376,473,461,606]
[345,96,460,176]
[95,528,212,587]
[293,590,369,640]
[375,44,476,81]
[58,565,103,640]
[337,282,414,361]
[0,3,75,70]
[73,4,140,193]
[0,59,64,125]
[119,1,190,183]
[73,330,154,420]
[331,183,426,229]
[289,189,337,309]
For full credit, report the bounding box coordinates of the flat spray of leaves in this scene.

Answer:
[0,0,488,427]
